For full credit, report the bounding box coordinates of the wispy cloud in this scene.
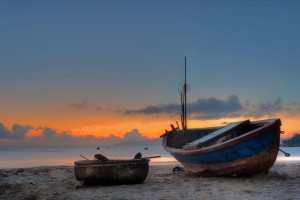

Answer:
[70,99,102,111]
[125,95,288,120]
[70,99,89,109]
[125,95,243,119]
[125,103,180,115]
[242,97,283,118]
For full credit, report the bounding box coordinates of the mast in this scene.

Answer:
[180,57,188,133]
[184,56,187,132]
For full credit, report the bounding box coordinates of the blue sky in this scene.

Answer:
[0,0,300,142]
[1,1,299,104]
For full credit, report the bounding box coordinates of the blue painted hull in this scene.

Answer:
[162,119,281,176]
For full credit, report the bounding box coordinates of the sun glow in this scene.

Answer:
[1,109,298,141]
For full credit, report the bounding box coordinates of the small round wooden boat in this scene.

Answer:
[74,159,150,186]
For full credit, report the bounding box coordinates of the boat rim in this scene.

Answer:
[74,158,150,166]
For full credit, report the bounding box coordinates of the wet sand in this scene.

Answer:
[0,163,299,200]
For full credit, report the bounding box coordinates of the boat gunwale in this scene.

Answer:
[74,162,149,168]
[162,118,281,155]
[74,159,150,166]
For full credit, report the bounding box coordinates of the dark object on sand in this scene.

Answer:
[134,152,142,159]
[94,154,109,162]
[173,166,184,173]
[74,158,150,187]
[144,147,148,150]
[160,57,283,176]
[97,147,100,150]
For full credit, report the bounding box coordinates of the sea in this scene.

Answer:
[0,146,299,169]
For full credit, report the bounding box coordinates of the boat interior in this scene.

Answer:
[166,119,268,150]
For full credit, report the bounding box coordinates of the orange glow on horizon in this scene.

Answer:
[65,114,300,139]
[26,129,43,137]
[1,110,299,140]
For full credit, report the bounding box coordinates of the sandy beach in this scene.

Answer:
[0,163,299,200]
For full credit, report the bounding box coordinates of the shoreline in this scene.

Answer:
[1,163,299,200]
[0,161,181,170]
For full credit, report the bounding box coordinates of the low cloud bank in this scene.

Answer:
[0,123,32,139]
[0,124,153,146]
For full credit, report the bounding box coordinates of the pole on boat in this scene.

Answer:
[181,93,184,129]
[142,156,162,159]
[180,57,188,133]
[184,56,187,133]
[176,121,180,129]
[80,155,90,161]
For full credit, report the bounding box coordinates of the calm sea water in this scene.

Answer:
[0,146,299,169]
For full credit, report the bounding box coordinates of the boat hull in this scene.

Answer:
[183,149,278,176]
[162,119,281,176]
[74,159,149,185]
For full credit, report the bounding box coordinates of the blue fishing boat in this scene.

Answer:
[161,57,284,176]
[161,118,282,176]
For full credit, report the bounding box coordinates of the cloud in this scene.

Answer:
[70,99,89,109]
[188,95,243,119]
[242,97,283,118]
[126,95,243,119]
[125,104,180,115]
[123,129,148,141]
[0,96,293,145]
[0,123,152,146]
[70,99,102,112]
[124,95,290,120]
[286,100,300,114]
[41,127,59,138]
[96,106,102,111]
[0,123,32,139]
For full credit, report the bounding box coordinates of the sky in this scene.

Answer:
[0,0,300,146]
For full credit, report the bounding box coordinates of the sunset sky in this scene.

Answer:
[1,0,300,145]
